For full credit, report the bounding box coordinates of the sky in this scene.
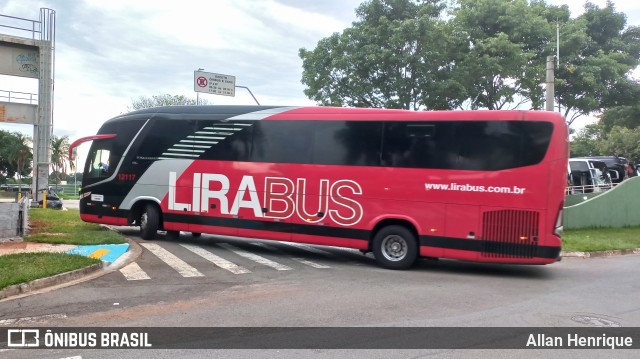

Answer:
[1,0,640,165]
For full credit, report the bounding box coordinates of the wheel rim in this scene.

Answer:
[381,235,407,261]
[141,212,148,230]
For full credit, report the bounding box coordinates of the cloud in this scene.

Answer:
[2,0,637,143]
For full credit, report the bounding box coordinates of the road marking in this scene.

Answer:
[0,313,67,325]
[180,244,251,274]
[218,243,292,271]
[140,243,204,278]
[276,241,335,256]
[119,262,151,280]
[251,242,331,269]
[291,257,331,269]
[89,248,110,259]
[278,241,365,265]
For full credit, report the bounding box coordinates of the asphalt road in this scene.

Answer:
[2,228,640,358]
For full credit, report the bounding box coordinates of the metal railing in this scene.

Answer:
[565,182,619,195]
[0,89,38,105]
[0,12,42,40]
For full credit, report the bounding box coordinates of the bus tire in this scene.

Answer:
[372,225,418,270]
[140,204,160,240]
[166,230,180,240]
[191,232,202,238]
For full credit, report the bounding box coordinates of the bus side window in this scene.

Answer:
[382,123,437,168]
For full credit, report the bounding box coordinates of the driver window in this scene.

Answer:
[87,149,111,178]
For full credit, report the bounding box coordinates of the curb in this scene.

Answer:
[562,248,640,258]
[0,263,103,300]
[0,235,143,302]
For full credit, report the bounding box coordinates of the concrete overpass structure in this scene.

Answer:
[0,8,55,201]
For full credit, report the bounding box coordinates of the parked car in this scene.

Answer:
[568,159,608,193]
[37,193,63,209]
[583,156,628,184]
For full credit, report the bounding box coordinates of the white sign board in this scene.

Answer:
[194,71,236,97]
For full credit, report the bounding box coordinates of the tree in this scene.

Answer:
[300,0,465,110]
[451,0,561,110]
[555,2,640,126]
[300,0,640,125]
[598,126,640,161]
[128,94,208,111]
[600,104,640,132]
[570,123,605,157]
[50,135,72,186]
[0,130,33,182]
[9,133,32,187]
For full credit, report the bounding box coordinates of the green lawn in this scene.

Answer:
[562,226,640,252]
[0,208,127,291]
[27,208,127,245]
[0,253,100,290]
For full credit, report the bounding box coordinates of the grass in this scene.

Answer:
[27,208,127,245]
[562,226,640,252]
[0,208,128,291]
[0,253,100,290]
[58,194,80,200]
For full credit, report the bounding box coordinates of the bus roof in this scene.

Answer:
[104,106,566,124]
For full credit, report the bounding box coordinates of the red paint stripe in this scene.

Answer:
[80,213,127,226]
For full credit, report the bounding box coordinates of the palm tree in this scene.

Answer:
[5,132,33,192]
[50,135,73,191]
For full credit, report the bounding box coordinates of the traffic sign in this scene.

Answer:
[194,70,235,97]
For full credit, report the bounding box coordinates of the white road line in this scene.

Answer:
[251,242,331,269]
[180,244,251,274]
[277,241,335,256]
[218,243,292,271]
[0,313,67,325]
[277,241,365,265]
[140,243,204,278]
[291,257,331,269]
[119,262,151,280]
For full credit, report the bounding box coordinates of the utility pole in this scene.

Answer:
[545,56,555,112]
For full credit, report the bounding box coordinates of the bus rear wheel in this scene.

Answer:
[372,225,418,270]
[140,204,160,240]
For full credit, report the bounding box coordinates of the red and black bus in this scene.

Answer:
[70,106,568,269]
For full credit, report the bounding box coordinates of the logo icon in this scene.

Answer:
[7,329,40,347]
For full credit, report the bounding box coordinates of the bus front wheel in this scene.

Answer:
[372,225,418,270]
[140,204,160,240]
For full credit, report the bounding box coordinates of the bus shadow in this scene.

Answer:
[117,229,554,279]
[413,258,555,280]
